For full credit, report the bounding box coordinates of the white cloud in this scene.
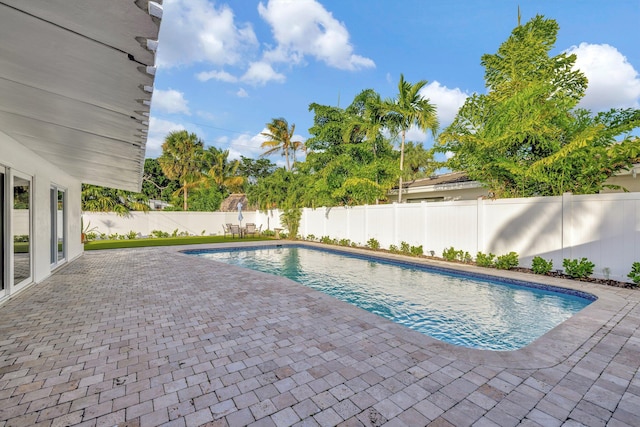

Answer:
[152,89,191,115]
[257,0,375,71]
[227,130,270,160]
[419,81,469,126]
[236,88,249,98]
[145,117,186,158]
[227,129,307,162]
[241,61,286,86]
[196,70,238,83]
[566,43,640,111]
[157,0,258,68]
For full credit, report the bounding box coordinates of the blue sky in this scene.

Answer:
[147,0,640,164]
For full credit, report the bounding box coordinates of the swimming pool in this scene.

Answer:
[186,245,595,351]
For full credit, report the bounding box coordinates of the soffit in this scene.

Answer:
[0,0,161,191]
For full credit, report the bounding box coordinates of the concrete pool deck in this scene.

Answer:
[1,242,639,427]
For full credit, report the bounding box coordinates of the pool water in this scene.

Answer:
[188,246,594,350]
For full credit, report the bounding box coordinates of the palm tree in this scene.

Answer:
[158,130,204,210]
[385,74,439,202]
[202,147,244,194]
[260,118,303,171]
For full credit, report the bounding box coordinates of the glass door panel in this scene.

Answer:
[51,186,66,266]
[1,169,4,293]
[13,175,30,285]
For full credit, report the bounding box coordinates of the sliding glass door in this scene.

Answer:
[51,186,66,267]
[0,167,5,296]
[13,174,31,286]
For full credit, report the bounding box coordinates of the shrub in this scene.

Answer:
[261,229,275,237]
[410,245,424,256]
[306,234,316,242]
[126,230,138,240]
[495,252,519,270]
[320,236,332,244]
[85,232,98,241]
[366,238,380,250]
[338,238,351,246]
[531,256,553,274]
[442,247,461,262]
[400,241,411,255]
[151,230,169,238]
[462,252,473,263]
[627,262,640,284]
[476,252,495,267]
[389,244,399,254]
[562,258,595,279]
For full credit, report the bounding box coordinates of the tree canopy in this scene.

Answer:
[439,15,640,197]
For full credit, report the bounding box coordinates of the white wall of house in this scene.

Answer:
[83,191,640,283]
[1,130,83,301]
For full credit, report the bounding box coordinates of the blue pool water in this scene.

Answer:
[187,245,594,350]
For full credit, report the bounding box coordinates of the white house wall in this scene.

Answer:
[1,130,82,290]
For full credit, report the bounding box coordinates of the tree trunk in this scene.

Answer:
[183,181,188,211]
[398,130,406,203]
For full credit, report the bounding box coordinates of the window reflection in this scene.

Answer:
[13,176,30,285]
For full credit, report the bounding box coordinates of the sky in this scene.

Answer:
[147,0,640,165]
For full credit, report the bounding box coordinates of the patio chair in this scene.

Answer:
[222,223,233,237]
[244,223,260,237]
[229,224,241,238]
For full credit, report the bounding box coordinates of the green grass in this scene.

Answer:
[84,235,271,250]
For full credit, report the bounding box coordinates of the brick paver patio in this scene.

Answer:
[1,242,639,426]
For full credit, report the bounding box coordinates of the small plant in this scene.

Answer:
[410,245,423,256]
[400,241,411,255]
[495,252,519,270]
[462,252,473,263]
[108,233,120,240]
[338,238,351,246]
[320,236,332,244]
[171,228,179,237]
[389,244,399,254]
[562,258,595,279]
[442,247,461,262]
[151,230,169,238]
[126,230,138,240]
[366,238,380,250]
[85,232,98,241]
[261,229,275,237]
[476,252,495,268]
[306,234,317,242]
[627,262,640,284]
[531,256,553,274]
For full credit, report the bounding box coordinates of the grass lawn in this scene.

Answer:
[84,235,271,250]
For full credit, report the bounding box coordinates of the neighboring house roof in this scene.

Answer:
[403,172,476,188]
[219,194,256,212]
[0,1,162,192]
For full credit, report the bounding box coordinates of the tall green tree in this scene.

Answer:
[304,92,398,206]
[439,15,640,197]
[238,156,277,188]
[202,146,244,194]
[384,74,439,202]
[260,118,304,171]
[158,130,205,210]
[142,158,180,202]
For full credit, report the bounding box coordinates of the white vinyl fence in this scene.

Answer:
[83,191,640,282]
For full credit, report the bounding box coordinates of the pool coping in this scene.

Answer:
[172,240,637,370]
